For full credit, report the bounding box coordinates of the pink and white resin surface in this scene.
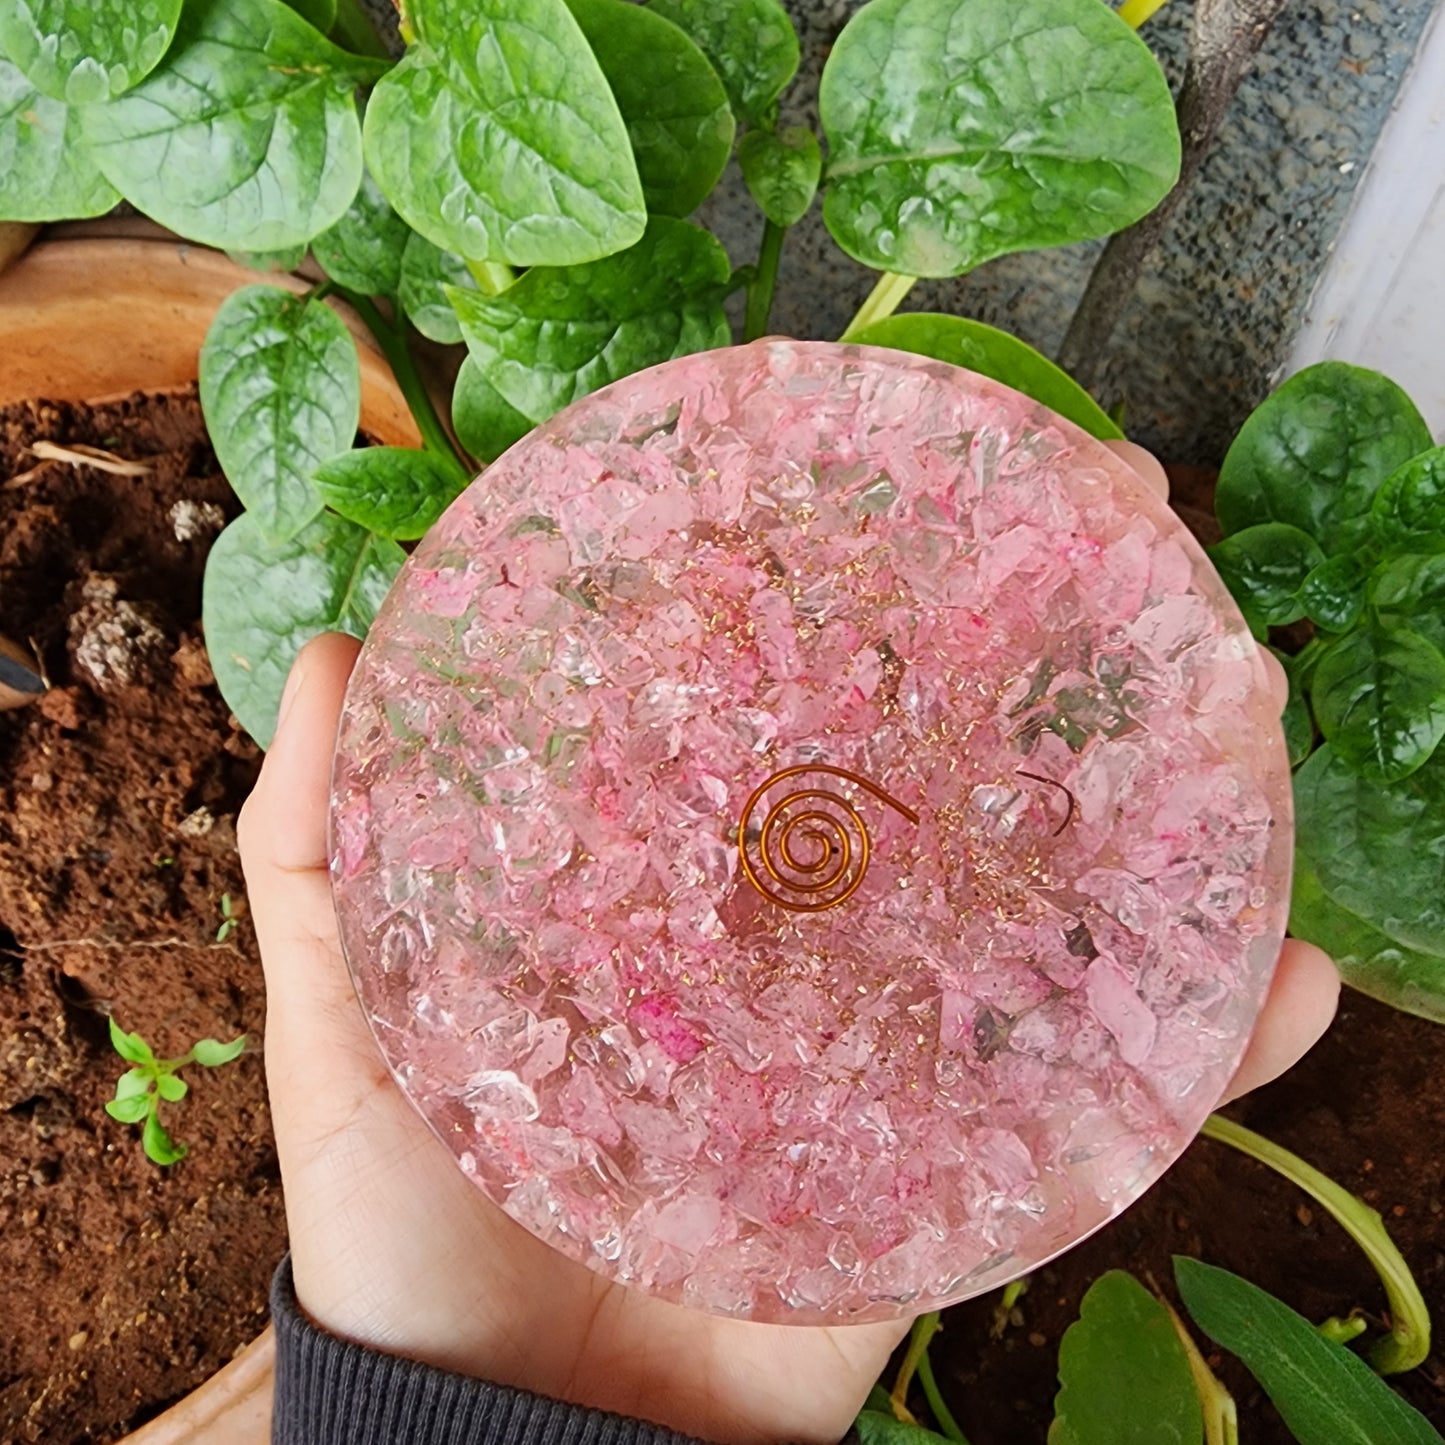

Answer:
[329,341,1291,1322]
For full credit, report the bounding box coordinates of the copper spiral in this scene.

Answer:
[738,765,919,913]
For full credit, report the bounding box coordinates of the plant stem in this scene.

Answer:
[890,1311,939,1422]
[915,1350,970,1445]
[1202,1114,1431,1373]
[743,219,786,342]
[342,290,471,485]
[1119,0,1170,26]
[331,0,393,60]
[466,258,517,296]
[840,272,918,341]
[1159,1293,1239,1445]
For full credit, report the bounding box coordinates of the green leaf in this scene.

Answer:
[155,1073,189,1102]
[450,215,731,424]
[1371,446,1445,553]
[227,244,310,274]
[851,314,1123,441]
[1311,626,1445,782]
[818,0,1180,277]
[452,358,534,463]
[1216,363,1432,552]
[105,1095,153,1124]
[362,0,645,267]
[1290,848,1445,1025]
[1295,743,1445,957]
[315,447,468,540]
[1206,523,1325,632]
[855,1410,952,1445]
[1049,1270,1201,1445]
[1174,1258,1443,1445]
[285,0,338,31]
[0,59,119,220]
[203,510,404,747]
[1373,554,1445,657]
[142,1111,188,1166]
[1300,552,1372,633]
[108,1017,155,1065]
[0,0,180,103]
[397,232,478,343]
[82,0,383,252]
[740,126,822,229]
[113,1068,153,1101]
[647,0,798,127]
[191,1035,247,1067]
[313,168,411,298]
[1273,647,1315,766]
[199,285,360,544]
[563,0,732,218]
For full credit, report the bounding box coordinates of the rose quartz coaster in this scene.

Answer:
[329,340,1291,1322]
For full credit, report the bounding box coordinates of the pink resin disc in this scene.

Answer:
[330,340,1292,1323]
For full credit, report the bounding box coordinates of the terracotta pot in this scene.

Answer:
[0,233,420,1443]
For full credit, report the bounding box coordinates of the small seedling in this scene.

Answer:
[216,892,238,943]
[105,1017,246,1166]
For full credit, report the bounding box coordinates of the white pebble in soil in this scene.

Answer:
[168,499,226,543]
[70,577,166,693]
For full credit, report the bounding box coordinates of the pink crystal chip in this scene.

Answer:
[330,341,1292,1322]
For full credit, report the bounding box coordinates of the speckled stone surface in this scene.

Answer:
[330,342,1292,1320]
[360,0,1435,465]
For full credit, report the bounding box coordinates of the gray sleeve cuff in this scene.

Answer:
[270,1254,709,1445]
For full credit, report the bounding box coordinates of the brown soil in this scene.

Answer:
[0,388,282,1444]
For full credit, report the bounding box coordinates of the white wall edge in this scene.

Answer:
[1282,0,1445,439]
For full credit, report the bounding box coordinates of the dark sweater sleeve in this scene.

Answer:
[269,1256,709,1445]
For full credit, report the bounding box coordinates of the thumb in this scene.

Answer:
[237,633,380,1135]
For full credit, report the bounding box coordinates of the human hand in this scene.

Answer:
[241,451,1337,1444]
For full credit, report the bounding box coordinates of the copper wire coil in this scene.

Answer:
[738,765,919,913]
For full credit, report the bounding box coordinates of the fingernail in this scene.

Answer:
[275,656,308,736]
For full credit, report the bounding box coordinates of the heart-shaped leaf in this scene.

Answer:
[1295,743,1445,957]
[450,216,731,424]
[199,285,360,543]
[1206,523,1325,634]
[0,0,180,103]
[850,314,1122,441]
[452,358,534,463]
[1290,848,1444,1024]
[647,0,798,127]
[1299,552,1372,634]
[1373,554,1445,658]
[1049,1270,1201,1445]
[363,0,644,266]
[314,167,411,298]
[142,1112,188,1165]
[1371,446,1445,553]
[819,0,1180,277]
[203,510,404,746]
[1311,626,1445,782]
[740,126,822,229]
[155,1073,188,1102]
[82,0,383,252]
[192,1036,247,1067]
[0,59,119,220]
[108,1017,154,1065]
[397,232,479,344]
[105,1094,153,1124]
[563,0,732,218]
[315,446,469,540]
[1216,363,1431,552]
[1175,1258,1444,1445]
